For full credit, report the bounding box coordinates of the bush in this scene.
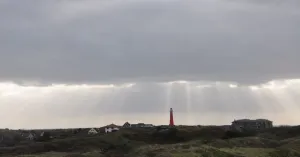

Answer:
[151,128,181,143]
[261,126,300,140]
[176,126,226,141]
[145,151,157,157]
[156,126,161,131]
[222,130,257,139]
[269,148,300,157]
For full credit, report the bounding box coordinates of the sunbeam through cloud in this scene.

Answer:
[0,0,299,129]
[0,79,299,128]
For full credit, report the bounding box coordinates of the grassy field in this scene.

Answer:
[15,151,104,157]
[1,126,300,157]
[15,143,299,157]
[129,140,300,157]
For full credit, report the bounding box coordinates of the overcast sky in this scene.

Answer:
[0,0,300,129]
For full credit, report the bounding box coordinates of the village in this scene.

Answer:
[0,108,273,146]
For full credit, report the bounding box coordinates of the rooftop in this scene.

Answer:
[233,119,272,123]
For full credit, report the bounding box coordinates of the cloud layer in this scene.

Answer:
[1,80,300,129]
[0,0,300,129]
[0,0,299,84]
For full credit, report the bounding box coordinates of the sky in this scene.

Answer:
[0,0,300,129]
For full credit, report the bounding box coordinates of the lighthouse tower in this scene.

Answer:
[169,108,174,126]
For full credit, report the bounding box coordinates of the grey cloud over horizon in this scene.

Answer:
[1,0,300,129]
[0,80,299,129]
[0,0,299,85]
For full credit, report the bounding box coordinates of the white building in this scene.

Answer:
[105,127,119,133]
[102,124,120,133]
[27,133,36,140]
[88,128,98,135]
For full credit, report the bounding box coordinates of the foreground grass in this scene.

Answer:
[4,126,300,157]
[15,150,105,157]
[129,139,300,157]
[10,142,300,157]
[220,147,275,157]
[16,152,68,157]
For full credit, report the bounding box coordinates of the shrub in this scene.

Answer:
[269,148,300,157]
[222,130,257,139]
[145,151,157,157]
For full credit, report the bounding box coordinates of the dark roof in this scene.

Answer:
[233,119,272,123]
[255,119,272,122]
[123,122,131,127]
[103,124,119,128]
[232,119,251,122]
[123,122,130,125]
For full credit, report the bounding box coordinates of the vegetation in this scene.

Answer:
[1,126,300,157]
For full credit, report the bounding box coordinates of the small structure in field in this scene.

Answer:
[104,124,120,133]
[127,122,154,128]
[27,133,36,140]
[143,124,155,128]
[88,128,98,135]
[123,122,131,128]
[105,127,119,133]
[40,132,45,137]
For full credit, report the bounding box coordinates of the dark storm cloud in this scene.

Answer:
[0,0,299,84]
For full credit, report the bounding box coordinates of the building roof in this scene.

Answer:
[123,122,130,125]
[232,119,272,123]
[104,124,119,128]
[88,128,98,133]
[232,119,251,122]
[255,119,272,122]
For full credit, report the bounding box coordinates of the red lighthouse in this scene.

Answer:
[169,108,174,126]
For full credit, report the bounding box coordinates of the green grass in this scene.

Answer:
[220,147,275,157]
[4,126,300,157]
[15,152,69,157]
[128,137,300,157]
[14,151,105,157]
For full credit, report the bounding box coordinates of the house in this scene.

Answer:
[130,123,154,128]
[231,119,273,131]
[105,127,119,133]
[103,124,120,133]
[144,124,154,128]
[123,122,131,128]
[27,133,36,140]
[88,128,98,135]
